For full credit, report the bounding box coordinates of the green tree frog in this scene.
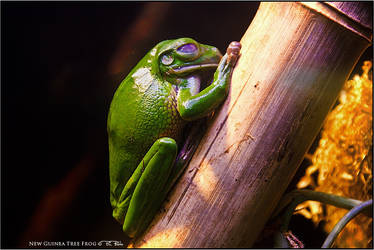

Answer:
[107,38,241,238]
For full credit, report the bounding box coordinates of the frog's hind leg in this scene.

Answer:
[122,137,177,238]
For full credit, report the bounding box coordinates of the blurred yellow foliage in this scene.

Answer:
[296,61,372,248]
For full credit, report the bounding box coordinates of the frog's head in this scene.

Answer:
[155,38,222,84]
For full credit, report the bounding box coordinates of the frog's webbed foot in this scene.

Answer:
[119,137,178,238]
[218,41,241,75]
[177,41,242,121]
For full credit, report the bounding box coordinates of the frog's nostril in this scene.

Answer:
[213,47,221,53]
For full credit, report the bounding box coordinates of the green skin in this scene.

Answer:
[107,38,241,238]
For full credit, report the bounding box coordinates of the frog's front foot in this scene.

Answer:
[227,41,241,66]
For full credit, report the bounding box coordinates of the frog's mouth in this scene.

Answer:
[168,63,219,75]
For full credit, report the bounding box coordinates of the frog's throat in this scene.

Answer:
[168,63,218,75]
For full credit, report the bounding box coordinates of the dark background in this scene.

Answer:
[1,2,372,248]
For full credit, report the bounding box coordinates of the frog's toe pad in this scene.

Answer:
[157,137,177,155]
[227,41,241,65]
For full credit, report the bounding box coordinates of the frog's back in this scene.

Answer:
[108,66,185,207]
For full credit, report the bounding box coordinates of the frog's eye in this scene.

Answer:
[176,43,199,60]
[161,54,174,65]
[177,43,198,54]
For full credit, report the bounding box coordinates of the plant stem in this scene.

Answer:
[321,199,372,248]
[275,189,369,232]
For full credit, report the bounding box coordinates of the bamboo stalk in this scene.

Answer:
[132,2,372,248]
